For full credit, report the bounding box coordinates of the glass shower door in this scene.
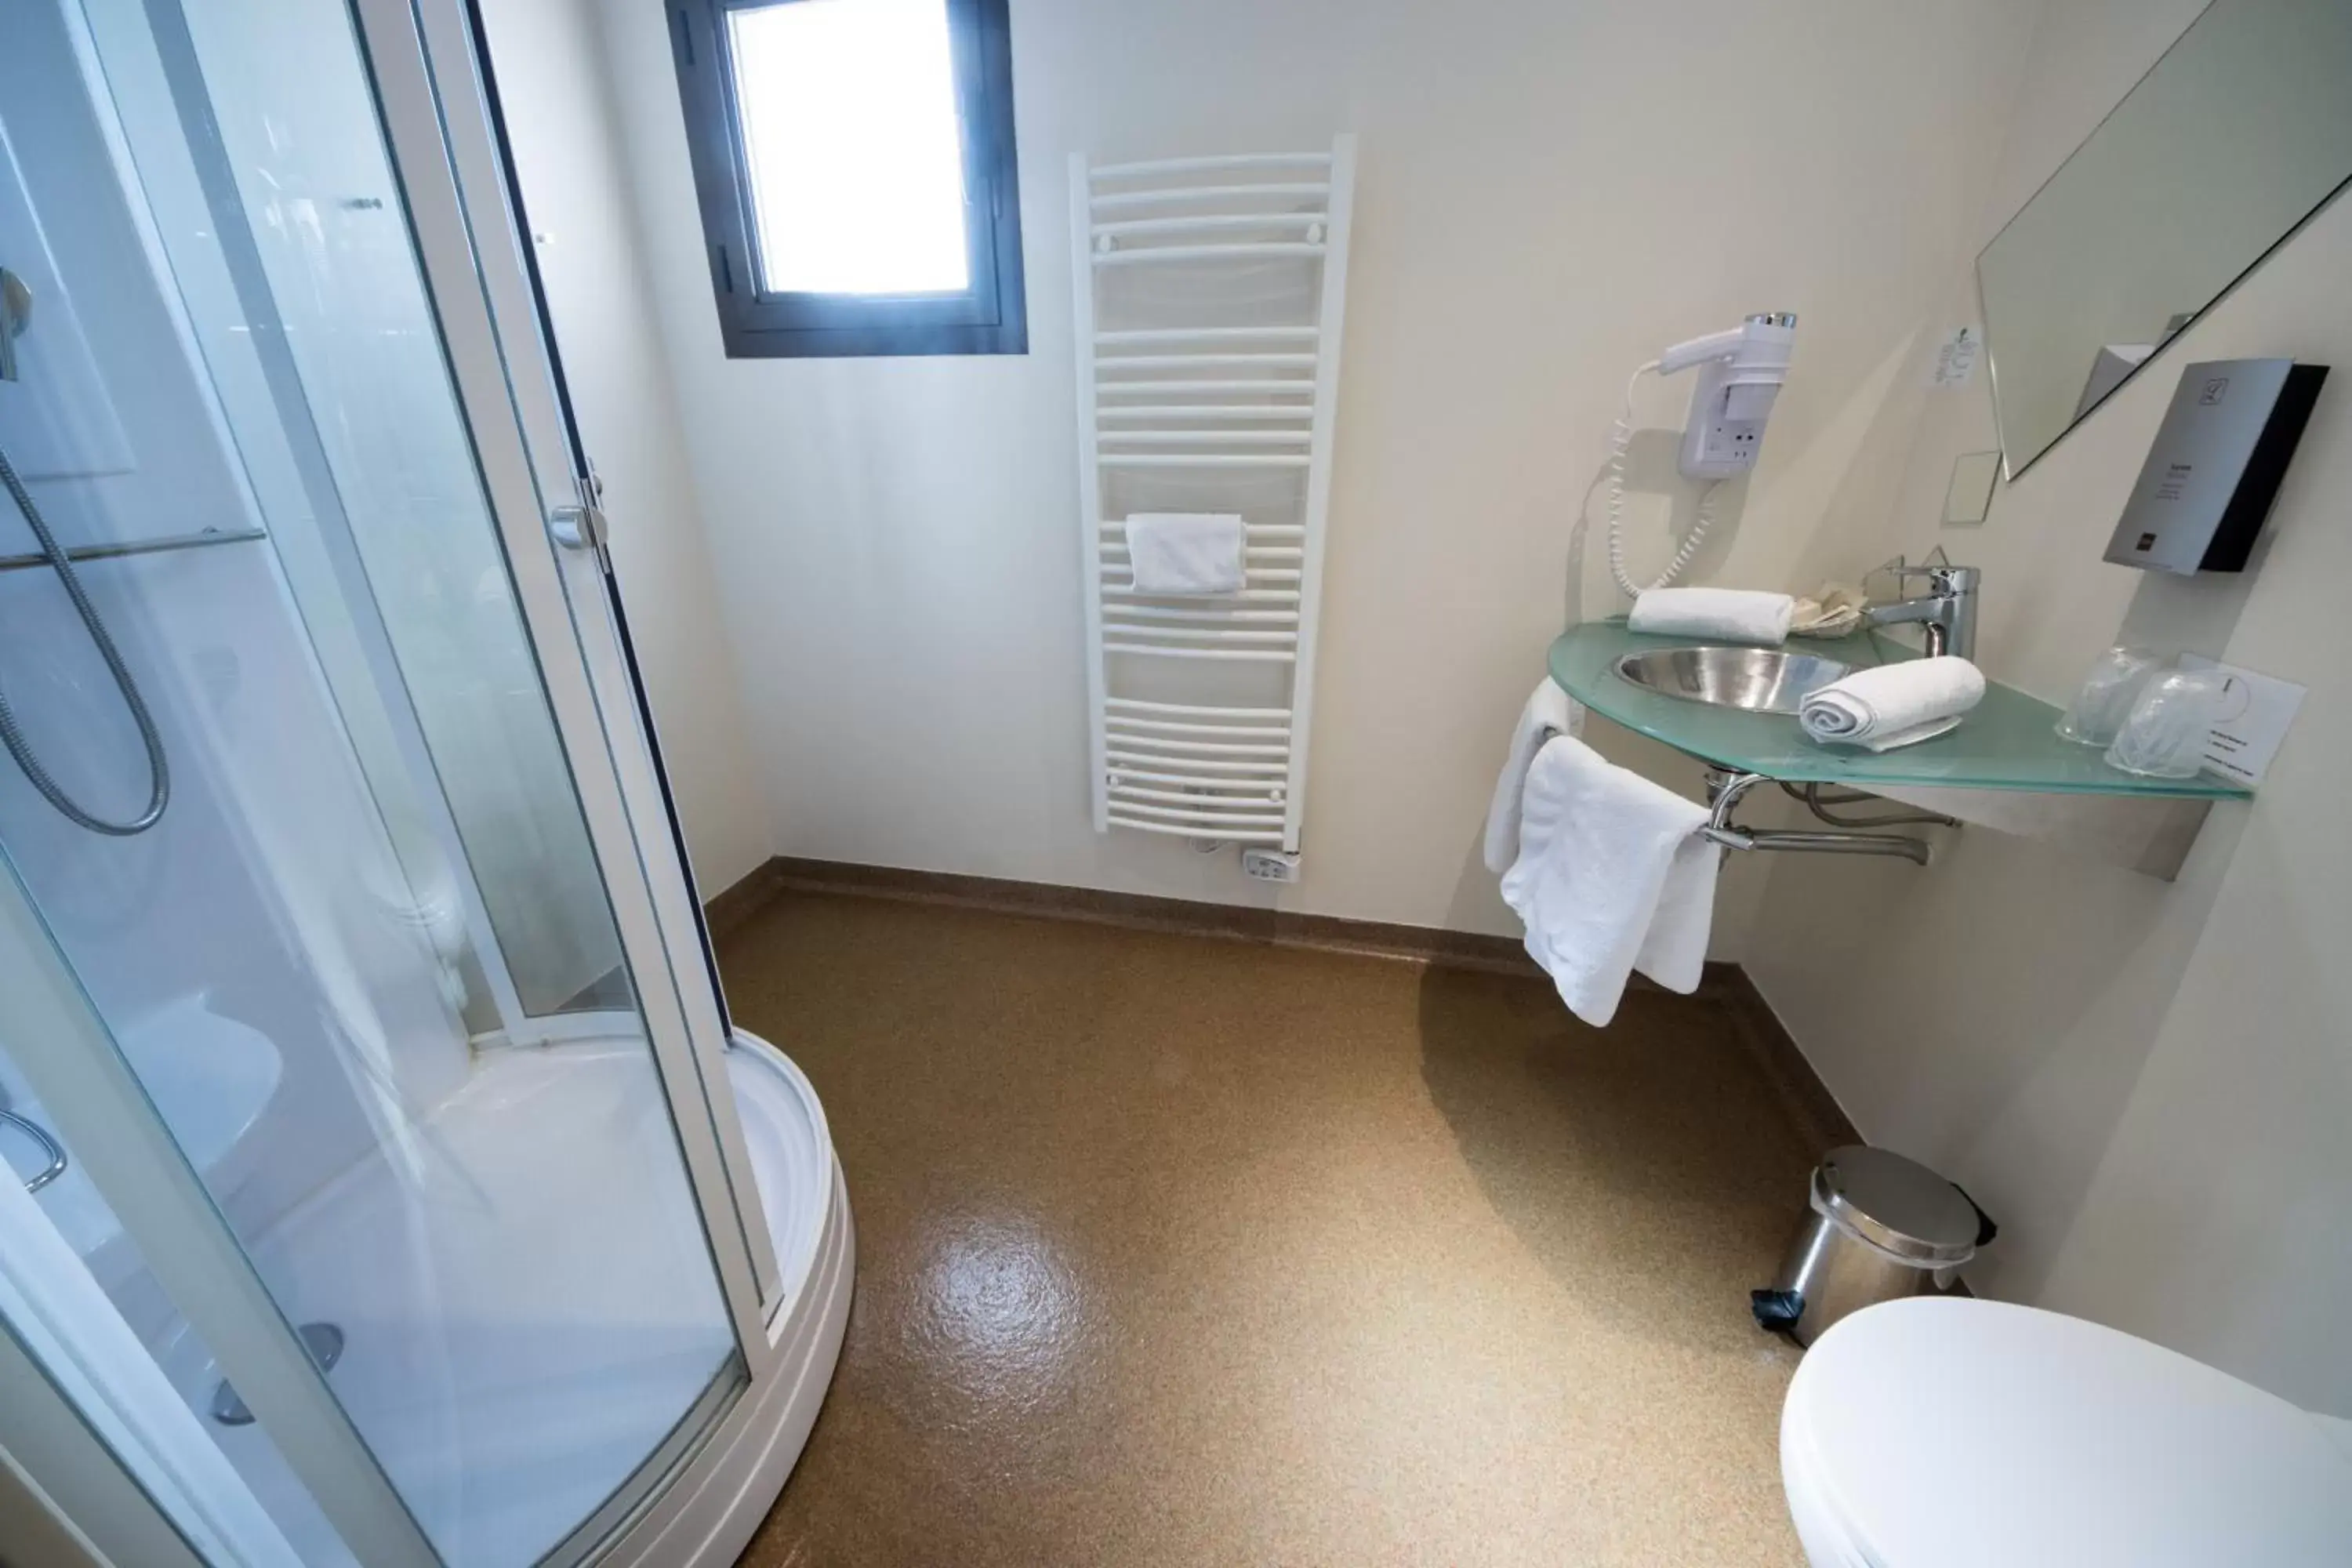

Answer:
[0,0,764,1563]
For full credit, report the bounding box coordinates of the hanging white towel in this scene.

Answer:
[1125,513,1247,594]
[1628,586,1795,646]
[1483,677,1584,874]
[1800,656,1985,752]
[1501,736,1719,1028]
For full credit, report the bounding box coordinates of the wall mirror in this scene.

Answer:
[1977,0,2352,477]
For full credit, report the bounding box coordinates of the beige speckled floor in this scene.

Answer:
[719,889,1817,1566]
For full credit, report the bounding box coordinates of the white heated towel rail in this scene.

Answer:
[1069,136,1357,854]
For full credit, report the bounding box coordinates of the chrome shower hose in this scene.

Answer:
[0,442,169,835]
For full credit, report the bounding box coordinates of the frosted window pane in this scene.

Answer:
[728,0,971,295]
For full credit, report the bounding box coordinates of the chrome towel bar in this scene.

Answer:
[1525,724,1957,866]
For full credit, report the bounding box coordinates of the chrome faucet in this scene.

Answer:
[1863,557,1980,660]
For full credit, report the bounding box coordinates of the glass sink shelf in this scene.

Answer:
[1548,622,2252,802]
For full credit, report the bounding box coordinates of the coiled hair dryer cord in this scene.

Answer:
[1604,361,1722,600]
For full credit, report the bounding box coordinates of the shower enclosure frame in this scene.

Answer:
[0,0,851,1562]
[0,1316,209,1568]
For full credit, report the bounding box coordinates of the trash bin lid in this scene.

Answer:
[1813,1145,1981,1265]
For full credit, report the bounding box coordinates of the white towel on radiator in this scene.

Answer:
[1501,736,1719,1028]
[1124,513,1247,594]
[1483,677,1584,874]
[1800,656,1985,752]
[1628,586,1795,646]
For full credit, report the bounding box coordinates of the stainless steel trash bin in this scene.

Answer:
[1751,1145,1993,1346]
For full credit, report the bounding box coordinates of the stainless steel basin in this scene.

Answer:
[1612,645,1852,715]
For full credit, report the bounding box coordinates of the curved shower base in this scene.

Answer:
[624,1029,856,1568]
[158,1027,851,1566]
[612,1029,861,1568]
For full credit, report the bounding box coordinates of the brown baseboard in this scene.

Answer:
[708,855,1857,1147]
[702,858,791,941]
[1711,966,1860,1152]
[730,855,1551,975]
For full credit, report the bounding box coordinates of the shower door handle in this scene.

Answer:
[547,466,608,552]
[0,267,31,383]
[0,1108,68,1193]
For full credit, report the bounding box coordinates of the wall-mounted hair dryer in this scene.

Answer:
[1658,311,1797,480]
[1605,310,1798,596]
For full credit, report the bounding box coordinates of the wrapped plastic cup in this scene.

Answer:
[2103,666,2230,779]
[2056,646,2163,747]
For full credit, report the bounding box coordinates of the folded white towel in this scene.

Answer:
[1125,513,1246,594]
[1501,736,1719,1028]
[1483,678,1585,875]
[1628,587,1795,646]
[1800,656,1985,752]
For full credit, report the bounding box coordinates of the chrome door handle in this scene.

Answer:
[0,267,31,383]
[547,468,607,551]
[0,1108,67,1193]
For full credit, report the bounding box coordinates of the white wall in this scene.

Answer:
[583,0,2042,951]
[478,0,773,899]
[1750,0,2352,1415]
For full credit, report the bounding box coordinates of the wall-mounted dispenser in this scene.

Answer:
[2103,358,2327,575]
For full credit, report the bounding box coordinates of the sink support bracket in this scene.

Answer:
[1698,770,1956,866]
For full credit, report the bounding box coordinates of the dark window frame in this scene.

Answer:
[669,0,1026,358]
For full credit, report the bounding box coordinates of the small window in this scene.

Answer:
[670,0,1025,358]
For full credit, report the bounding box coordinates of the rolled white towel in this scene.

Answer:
[1628,587,1794,646]
[1800,657,1986,752]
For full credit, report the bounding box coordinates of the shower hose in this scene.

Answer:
[0,442,169,835]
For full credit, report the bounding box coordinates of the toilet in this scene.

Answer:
[1780,1296,2352,1565]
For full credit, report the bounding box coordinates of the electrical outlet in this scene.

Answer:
[1241,848,1300,884]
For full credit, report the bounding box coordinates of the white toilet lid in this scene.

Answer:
[1783,1297,2352,1566]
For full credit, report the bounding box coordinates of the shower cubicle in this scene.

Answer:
[0,0,851,1563]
